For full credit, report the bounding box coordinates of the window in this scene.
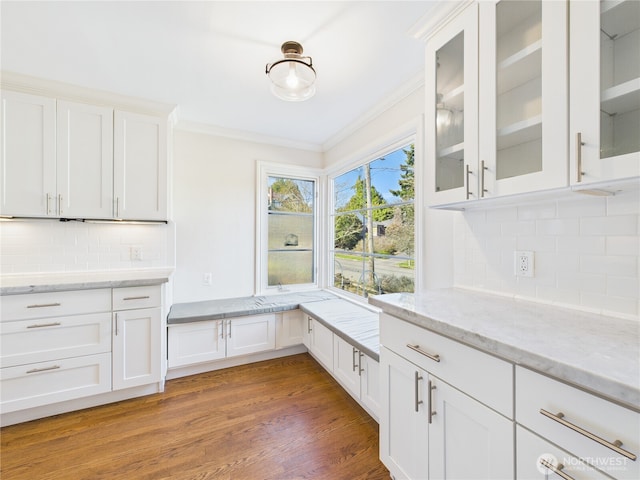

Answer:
[331,143,415,298]
[257,163,318,293]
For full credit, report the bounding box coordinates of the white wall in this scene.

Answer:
[171,129,323,303]
[453,190,640,319]
[0,220,171,274]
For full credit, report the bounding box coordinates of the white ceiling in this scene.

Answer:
[1,1,437,150]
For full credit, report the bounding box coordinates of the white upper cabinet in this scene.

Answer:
[479,0,568,197]
[57,101,114,218]
[114,111,168,221]
[0,91,56,217]
[427,0,569,207]
[0,82,170,221]
[570,0,640,185]
[426,4,479,205]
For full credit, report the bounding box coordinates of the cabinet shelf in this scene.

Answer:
[440,84,464,110]
[497,40,542,95]
[601,0,640,38]
[601,77,640,115]
[437,142,465,161]
[497,115,542,150]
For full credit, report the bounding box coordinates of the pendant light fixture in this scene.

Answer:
[265,41,316,102]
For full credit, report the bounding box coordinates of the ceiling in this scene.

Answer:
[1,1,437,151]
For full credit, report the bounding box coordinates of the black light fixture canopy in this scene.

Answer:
[265,41,316,102]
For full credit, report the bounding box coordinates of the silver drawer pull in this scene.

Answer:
[407,344,441,363]
[27,365,61,374]
[539,458,574,480]
[27,322,62,329]
[122,296,150,301]
[540,409,637,461]
[414,371,423,412]
[26,303,61,309]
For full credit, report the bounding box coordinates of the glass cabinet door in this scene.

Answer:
[426,4,478,205]
[570,0,640,184]
[479,0,568,197]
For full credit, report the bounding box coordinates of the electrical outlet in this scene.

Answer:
[130,246,142,261]
[203,272,213,286]
[515,251,534,277]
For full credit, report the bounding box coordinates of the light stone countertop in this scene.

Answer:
[167,290,339,324]
[368,289,640,411]
[0,268,173,295]
[300,298,380,361]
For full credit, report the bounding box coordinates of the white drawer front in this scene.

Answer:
[1,289,111,321]
[516,366,639,480]
[0,352,111,413]
[380,313,513,417]
[112,285,161,310]
[517,426,612,480]
[0,312,111,368]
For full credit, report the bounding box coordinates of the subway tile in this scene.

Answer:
[557,235,606,254]
[607,190,640,215]
[607,276,640,299]
[557,272,606,295]
[486,207,517,223]
[606,236,640,256]
[580,254,637,277]
[516,235,556,252]
[536,218,580,236]
[517,202,556,220]
[581,215,638,236]
[603,295,639,317]
[557,196,606,218]
[502,220,536,236]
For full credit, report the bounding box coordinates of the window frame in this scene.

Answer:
[326,129,422,303]
[256,161,323,295]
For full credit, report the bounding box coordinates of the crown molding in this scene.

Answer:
[174,120,324,153]
[0,71,177,117]
[321,70,425,153]
[407,0,475,41]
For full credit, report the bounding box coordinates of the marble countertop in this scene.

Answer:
[167,290,339,324]
[0,268,173,295]
[300,298,380,361]
[369,289,640,411]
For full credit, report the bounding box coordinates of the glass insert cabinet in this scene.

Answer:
[426,0,638,207]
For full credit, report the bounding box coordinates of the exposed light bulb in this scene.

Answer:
[286,63,299,89]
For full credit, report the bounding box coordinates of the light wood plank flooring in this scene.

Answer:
[1,353,389,480]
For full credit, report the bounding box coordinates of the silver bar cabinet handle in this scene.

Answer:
[58,194,63,215]
[307,316,312,334]
[27,322,62,329]
[576,132,585,183]
[114,313,119,336]
[407,344,441,363]
[465,164,472,200]
[27,365,61,374]
[539,458,575,480]
[540,409,637,461]
[27,303,61,309]
[123,296,150,301]
[428,380,436,424]
[481,160,488,198]
[352,347,358,372]
[227,320,231,338]
[46,193,52,215]
[358,351,364,376]
[414,371,423,412]
[219,320,225,339]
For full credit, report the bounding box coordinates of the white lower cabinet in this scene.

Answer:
[168,314,276,368]
[380,313,514,480]
[0,284,165,423]
[333,334,380,420]
[517,426,611,480]
[516,366,639,480]
[0,353,112,414]
[303,314,334,371]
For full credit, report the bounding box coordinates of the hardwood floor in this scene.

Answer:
[0,353,389,480]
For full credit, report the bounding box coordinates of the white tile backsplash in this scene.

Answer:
[0,220,171,274]
[454,191,640,319]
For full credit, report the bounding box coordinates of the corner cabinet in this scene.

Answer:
[427,0,569,206]
[0,89,170,221]
[570,0,640,185]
